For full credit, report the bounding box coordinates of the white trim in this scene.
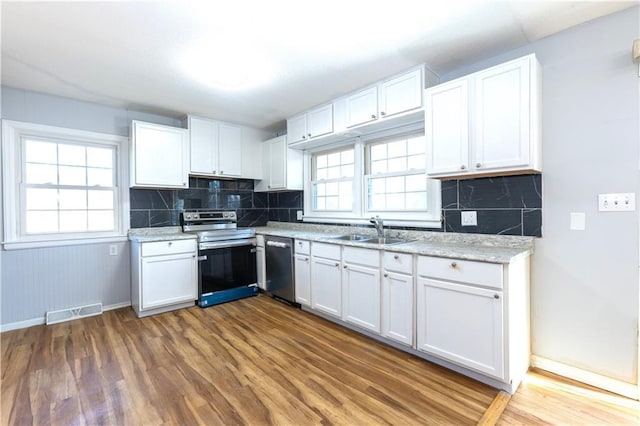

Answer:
[2,235,128,250]
[531,355,639,400]
[0,301,132,332]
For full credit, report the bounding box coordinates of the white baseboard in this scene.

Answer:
[531,355,639,400]
[0,301,131,333]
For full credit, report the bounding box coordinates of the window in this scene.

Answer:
[311,147,355,211]
[366,134,427,212]
[304,125,441,227]
[2,120,129,249]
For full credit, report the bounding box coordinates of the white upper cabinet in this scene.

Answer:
[346,86,378,127]
[287,104,333,144]
[130,120,189,189]
[426,54,541,178]
[346,68,424,129]
[189,116,251,178]
[255,135,303,192]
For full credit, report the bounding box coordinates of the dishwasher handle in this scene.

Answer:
[266,241,290,249]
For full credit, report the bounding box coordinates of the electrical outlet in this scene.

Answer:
[598,193,636,212]
[461,211,477,226]
[109,245,118,256]
[296,210,303,220]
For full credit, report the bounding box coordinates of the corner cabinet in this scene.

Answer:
[254,135,303,192]
[426,54,541,178]
[131,238,197,318]
[130,120,189,188]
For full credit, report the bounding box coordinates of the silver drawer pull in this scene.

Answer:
[494,294,500,299]
[450,262,457,269]
[394,255,399,260]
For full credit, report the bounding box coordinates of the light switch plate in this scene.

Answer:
[296,210,303,220]
[461,211,477,226]
[598,193,635,212]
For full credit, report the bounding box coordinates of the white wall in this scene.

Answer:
[0,87,182,329]
[441,7,640,384]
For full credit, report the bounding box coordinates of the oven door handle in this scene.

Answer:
[199,238,256,250]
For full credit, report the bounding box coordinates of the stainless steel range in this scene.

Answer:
[181,210,258,307]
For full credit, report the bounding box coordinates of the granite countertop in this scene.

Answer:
[255,223,534,264]
[128,227,197,243]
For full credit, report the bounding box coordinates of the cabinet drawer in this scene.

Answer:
[141,239,196,257]
[383,251,413,274]
[295,239,310,255]
[343,246,379,267]
[417,256,503,289]
[312,242,341,260]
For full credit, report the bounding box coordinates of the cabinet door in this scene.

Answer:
[416,277,504,379]
[473,57,530,171]
[307,104,333,138]
[342,263,381,332]
[294,254,311,306]
[311,257,342,317]
[346,86,378,128]
[379,68,423,118]
[382,271,413,346]
[131,121,188,188]
[425,78,470,176]
[269,135,287,189]
[141,253,197,310]
[218,123,242,176]
[189,116,217,175]
[287,113,307,144]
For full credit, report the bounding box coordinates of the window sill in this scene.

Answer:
[3,235,128,250]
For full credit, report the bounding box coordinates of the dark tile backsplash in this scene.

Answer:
[130,174,541,237]
[130,177,303,228]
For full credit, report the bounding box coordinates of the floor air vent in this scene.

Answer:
[46,303,103,325]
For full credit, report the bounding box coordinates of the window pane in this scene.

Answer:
[87,147,113,168]
[325,196,339,210]
[327,152,341,167]
[370,144,386,161]
[88,190,114,210]
[387,193,404,208]
[315,198,325,209]
[26,211,58,234]
[341,149,354,164]
[369,194,385,210]
[387,176,405,193]
[406,174,426,192]
[315,183,326,197]
[59,166,86,186]
[88,211,114,231]
[316,154,327,168]
[316,168,328,180]
[407,154,425,170]
[26,163,57,184]
[327,166,341,179]
[388,157,406,173]
[59,211,87,232]
[58,144,86,166]
[59,189,86,210]
[326,182,339,195]
[87,168,114,187]
[371,160,387,174]
[26,188,58,210]
[341,164,354,178]
[406,192,427,209]
[369,177,385,194]
[388,140,406,157]
[407,136,425,155]
[25,140,56,164]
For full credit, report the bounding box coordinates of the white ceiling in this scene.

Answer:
[1,1,637,131]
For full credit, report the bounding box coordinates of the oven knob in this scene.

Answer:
[223,212,229,218]
[185,213,191,220]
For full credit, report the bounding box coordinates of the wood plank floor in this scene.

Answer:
[2,295,497,425]
[2,294,640,425]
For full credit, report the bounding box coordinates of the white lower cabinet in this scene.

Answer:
[342,247,381,333]
[294,240,311,306]
[310,243,342,317]
[382,271,414,346]
[131,238,197,318]
[256,235,266,290]
[417,277,504,379]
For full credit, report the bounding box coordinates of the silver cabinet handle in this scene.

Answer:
[384,273,388,278]
[343,265,347,269]
[371,114,376,119]
[380,111,386,116]
[450,262,457,268]
[168,241,173,246]
[460,165,466,170]
[394,255,399,260]
[308,133,312,137]
[212,170,217,174]
[476,163,481,168]
[302,135,306,140]
[334,263,339,267]
[494,294,500,299]
[220,170,224,174]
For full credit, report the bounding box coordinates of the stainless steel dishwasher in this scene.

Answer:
[265,236,295,304]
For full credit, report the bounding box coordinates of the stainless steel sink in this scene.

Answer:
[362,237,409,245]
[331,234,370,241]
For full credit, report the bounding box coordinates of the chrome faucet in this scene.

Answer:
[370,215,384,238]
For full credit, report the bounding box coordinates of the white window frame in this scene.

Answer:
[2,120,129,249]
[303,124,441,228]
